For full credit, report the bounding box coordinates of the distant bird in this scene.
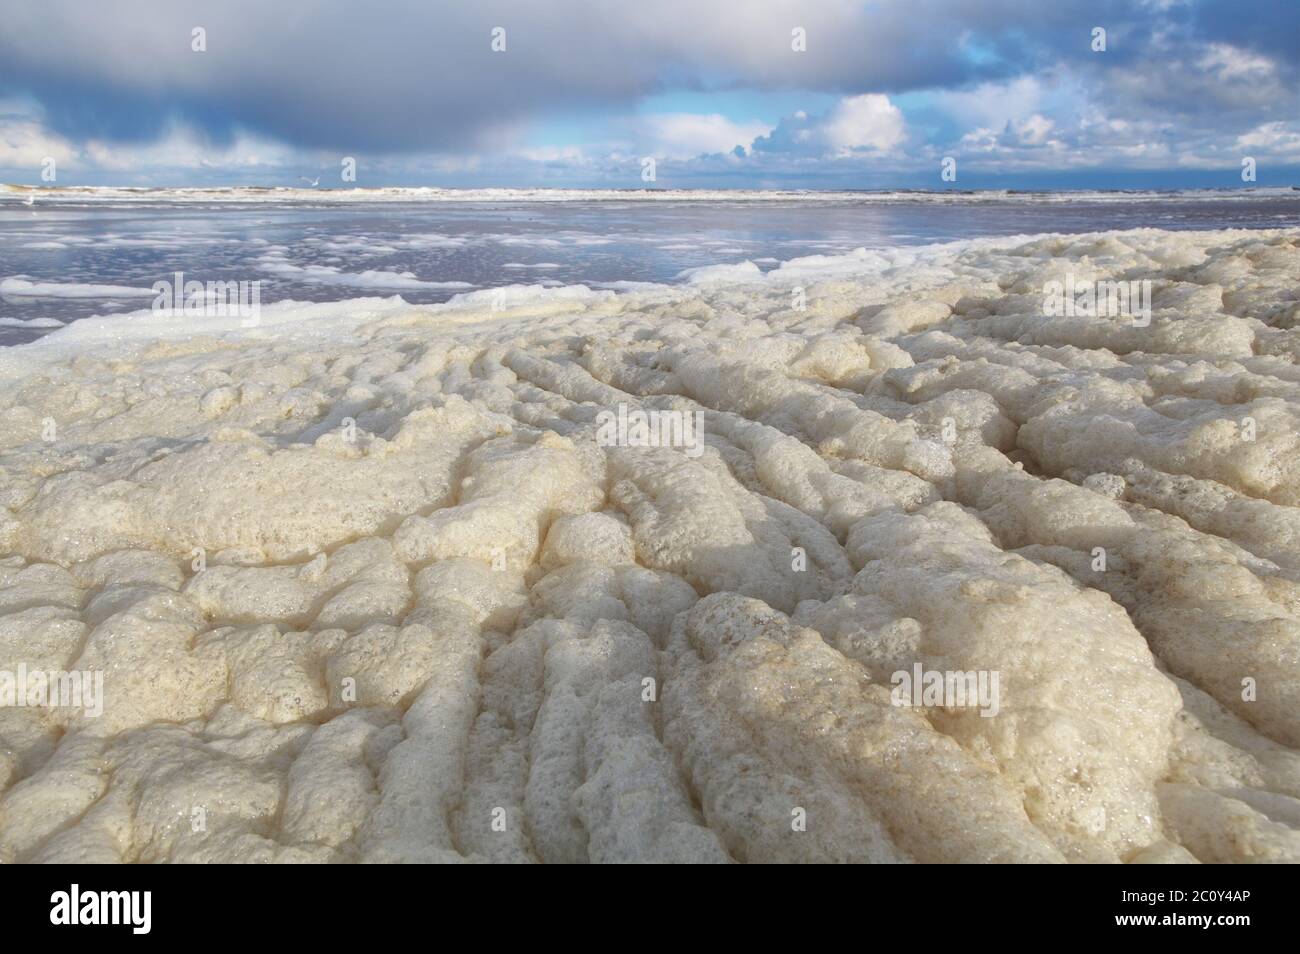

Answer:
[299,176,321,187]
[23,193,35,206]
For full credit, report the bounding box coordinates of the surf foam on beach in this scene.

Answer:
[6,184,1298,205]
[1,228,1298,863]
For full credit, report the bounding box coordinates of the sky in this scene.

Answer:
[0,0,1297,190]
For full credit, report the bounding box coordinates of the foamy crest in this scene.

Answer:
[5,184,1297,206]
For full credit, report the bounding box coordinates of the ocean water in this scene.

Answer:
[2,187,1299,345]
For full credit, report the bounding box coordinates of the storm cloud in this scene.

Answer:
[0,0,1296,185]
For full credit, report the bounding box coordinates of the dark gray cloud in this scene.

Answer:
[2,0,1293,155]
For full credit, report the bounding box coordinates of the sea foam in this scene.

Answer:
[0,228,1298,863]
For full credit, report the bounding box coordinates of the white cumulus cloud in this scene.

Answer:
[821,94,907,154]
[641,113,773,158]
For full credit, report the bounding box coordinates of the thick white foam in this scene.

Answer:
[1,227,1299,864]
[0,277,157,298]
[0,316,63,328]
